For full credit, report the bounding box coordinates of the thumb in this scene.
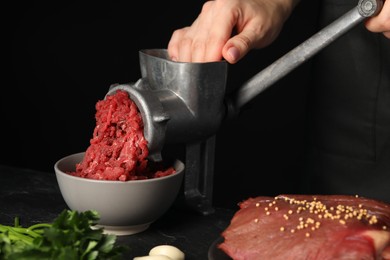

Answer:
[221,19,285,64]
[222,33,254,64]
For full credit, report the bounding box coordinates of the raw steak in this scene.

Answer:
[218,194,390,260]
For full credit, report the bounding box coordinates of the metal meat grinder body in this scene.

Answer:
[107,0,382,215]
[108,50,227,214]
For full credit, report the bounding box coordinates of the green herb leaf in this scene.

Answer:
[0,210,128,260]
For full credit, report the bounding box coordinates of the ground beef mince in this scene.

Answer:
[69,90,175,181]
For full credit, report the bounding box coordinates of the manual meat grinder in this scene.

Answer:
[106,0,383,215]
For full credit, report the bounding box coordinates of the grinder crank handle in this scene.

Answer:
[227,0,383,114]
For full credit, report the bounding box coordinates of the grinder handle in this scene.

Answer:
[228,0,383,112]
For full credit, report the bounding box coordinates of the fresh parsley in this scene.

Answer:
[0,210,127,260]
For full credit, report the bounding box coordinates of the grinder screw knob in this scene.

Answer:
[358,0,383,17]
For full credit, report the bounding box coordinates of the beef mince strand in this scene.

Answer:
[219,194,390,260]
[69,90,175,181]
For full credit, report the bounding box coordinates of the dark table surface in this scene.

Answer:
[0,165,235,259]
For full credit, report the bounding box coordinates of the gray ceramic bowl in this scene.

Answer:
[54,152,184,236]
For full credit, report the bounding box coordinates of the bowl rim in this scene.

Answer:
[54,152,185,184]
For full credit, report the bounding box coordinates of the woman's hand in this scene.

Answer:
[365,0,390,39]
[167,0,299,64]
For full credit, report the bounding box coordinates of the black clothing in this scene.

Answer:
[305,0,390,203]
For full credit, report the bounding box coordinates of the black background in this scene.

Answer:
[3,1,320,208]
